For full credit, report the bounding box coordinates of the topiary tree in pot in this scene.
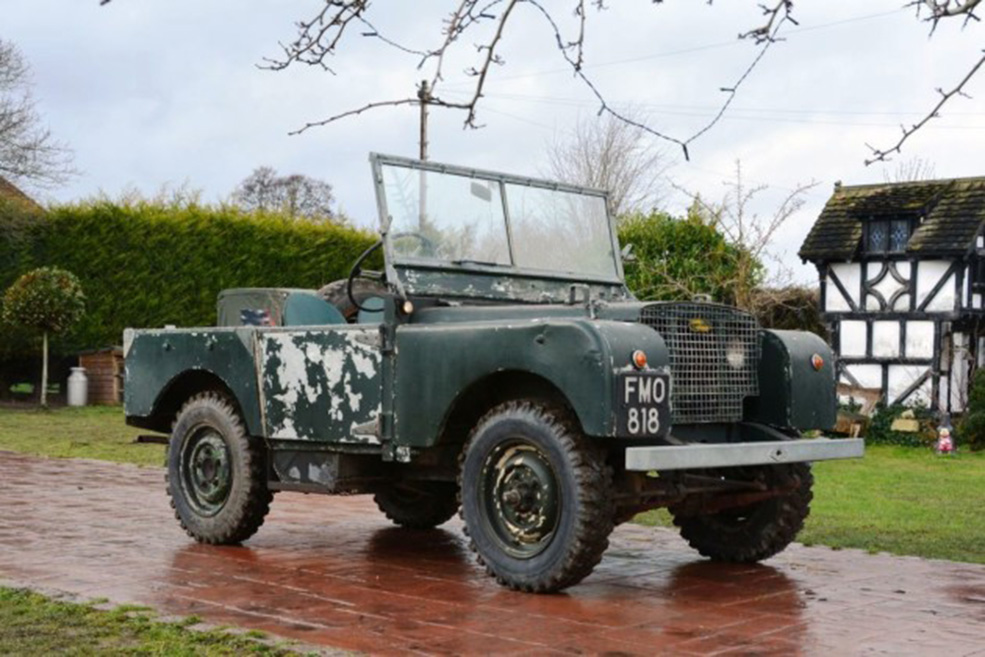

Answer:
[2,267,85,407]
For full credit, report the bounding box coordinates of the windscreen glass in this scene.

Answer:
[381,164,511,265]
[505,184,617,279]
[380,161,619,280]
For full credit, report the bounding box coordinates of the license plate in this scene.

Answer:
[615,372,671,437]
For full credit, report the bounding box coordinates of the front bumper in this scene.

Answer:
[624,437,864,472]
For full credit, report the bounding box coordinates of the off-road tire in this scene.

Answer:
[317,279,386,322]
[671,463,813,563]
[459,401,615,593]
[373,482,460,529]
[167,392,272,545]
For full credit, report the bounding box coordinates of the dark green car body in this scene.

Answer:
[124,153,860,499]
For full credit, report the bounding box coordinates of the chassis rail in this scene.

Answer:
[624,438,864,472]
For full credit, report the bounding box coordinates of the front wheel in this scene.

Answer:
[459,401,614,593]
[670,463,813,563]
[167,392,272,544]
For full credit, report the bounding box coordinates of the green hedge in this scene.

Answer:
[0,200,377,355]
[619,210,746,305]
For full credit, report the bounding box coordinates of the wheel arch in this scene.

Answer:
[136,369,254,435]
[433,369,579,448]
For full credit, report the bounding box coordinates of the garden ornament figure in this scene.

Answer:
[936,416,954,455]
[934,424,954,454]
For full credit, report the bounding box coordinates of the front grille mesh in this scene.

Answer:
[640,303,760,424]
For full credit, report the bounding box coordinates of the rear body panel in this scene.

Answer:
[258,327,383,443]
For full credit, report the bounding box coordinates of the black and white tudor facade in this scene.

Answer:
[799,176,985,415]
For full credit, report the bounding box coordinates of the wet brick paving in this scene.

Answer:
[1,450,983,655]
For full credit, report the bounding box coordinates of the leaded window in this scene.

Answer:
[890,219,910,252]
[866,216,913,254]
[868,221,888,253]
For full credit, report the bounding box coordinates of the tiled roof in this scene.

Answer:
[799,176,985,262]
[0,175,41,210]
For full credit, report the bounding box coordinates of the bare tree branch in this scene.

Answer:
[0,39,74,187]
[909,0,982,33]
[263,0,797,157]
[739,0,798,43]
[672,162,816,308]
[288,98,421,135]
[865,50,985,165]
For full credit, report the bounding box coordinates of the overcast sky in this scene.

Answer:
[5,1,985,284]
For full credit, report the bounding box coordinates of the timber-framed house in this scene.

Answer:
[799,177,985,414]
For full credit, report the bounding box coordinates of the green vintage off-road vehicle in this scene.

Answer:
[124,154,862,593]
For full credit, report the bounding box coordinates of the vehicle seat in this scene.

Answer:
[357,296,385,324]
[283,292,347,326]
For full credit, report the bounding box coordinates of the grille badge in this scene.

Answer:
[689,318,712,333]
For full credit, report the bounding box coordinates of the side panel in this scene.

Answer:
[124,328,264,435]
[393,318,669,447]
[744,330,837,431]
[259,328,383,443]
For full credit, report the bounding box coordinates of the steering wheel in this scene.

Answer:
[346,239,384,312]
[391,231,439,259]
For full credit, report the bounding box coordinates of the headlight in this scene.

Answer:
[725,340,746,370]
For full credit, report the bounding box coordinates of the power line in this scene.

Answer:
[440,8,902,88]
[456,91,985,117]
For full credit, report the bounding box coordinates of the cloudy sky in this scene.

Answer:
[5,1,985,283]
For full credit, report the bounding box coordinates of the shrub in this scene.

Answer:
[618,209,748,304]
[865,403,936,447]
[2,267,85,406]
[749,286,828,338]
[0,199,377,357]
[958,369,985,451]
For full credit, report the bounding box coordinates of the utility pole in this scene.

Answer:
[417,79,430,231]
[417,79,430,161]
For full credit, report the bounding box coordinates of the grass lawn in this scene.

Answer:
[0,587,306,656]
[0,405,165,466]
[1,405,983,563]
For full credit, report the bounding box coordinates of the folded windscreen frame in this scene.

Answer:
[370,153,633,304]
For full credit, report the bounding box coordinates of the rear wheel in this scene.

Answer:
[459,401,614,593]
[374,482,459,529]
[670,463,813,563]
[167,392,272,545]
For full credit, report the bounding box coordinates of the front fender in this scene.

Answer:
[393,318,669,446]
[744,329,837,431]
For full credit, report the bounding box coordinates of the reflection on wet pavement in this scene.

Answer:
[1,451,983,655]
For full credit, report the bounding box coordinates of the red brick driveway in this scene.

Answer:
[1,451,983,655]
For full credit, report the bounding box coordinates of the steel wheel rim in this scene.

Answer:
[180,427,232,516]
[480,440,560,559]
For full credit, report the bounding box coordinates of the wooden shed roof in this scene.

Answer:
[799,176,985,262]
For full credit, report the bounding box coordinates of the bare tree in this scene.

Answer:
[680,162,816,310]
[544,110,669,217]
[0,39,73,187]
[883,157,938,183]
[231,166,339,221]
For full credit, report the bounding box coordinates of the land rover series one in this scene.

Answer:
[124,154,863,593]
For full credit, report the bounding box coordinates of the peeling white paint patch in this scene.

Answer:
[262,329,382,442]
